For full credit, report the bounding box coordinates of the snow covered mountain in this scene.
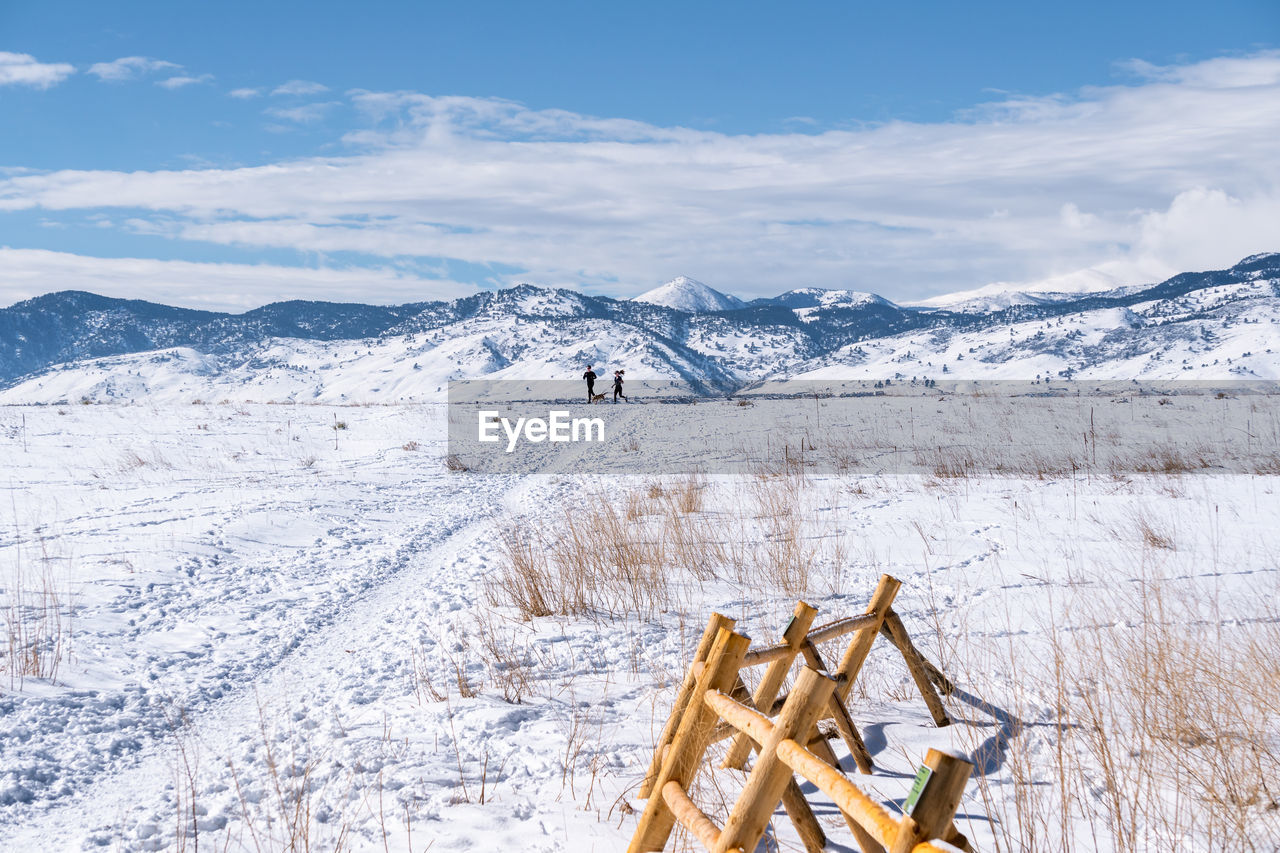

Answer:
[632,276,745,312]
[1,254,1278,403]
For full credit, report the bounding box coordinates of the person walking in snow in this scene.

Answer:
[612,370,628,403]
[583,365,597,401]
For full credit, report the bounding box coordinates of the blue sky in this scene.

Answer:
[1,0,1278,309]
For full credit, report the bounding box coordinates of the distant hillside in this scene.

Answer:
[1,254,1277,403]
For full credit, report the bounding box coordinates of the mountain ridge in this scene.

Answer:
[1,254,1277,402]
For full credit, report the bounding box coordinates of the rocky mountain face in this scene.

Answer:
[1,254,1277,403]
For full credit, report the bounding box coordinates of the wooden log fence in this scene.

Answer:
[631,574,971,853]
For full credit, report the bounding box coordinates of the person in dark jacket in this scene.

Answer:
[583,365,597,401]
[612,370,628,403]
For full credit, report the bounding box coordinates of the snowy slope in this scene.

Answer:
[631,276,745,312]
[905,265,1150,312]
[2,400,1279,851]
[0,314,740,404]
[787,272,1280,382]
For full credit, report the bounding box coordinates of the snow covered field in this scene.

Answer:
[2,400,1278,851]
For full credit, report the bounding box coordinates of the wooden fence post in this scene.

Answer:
[794,573,899,772]
[629,627,751,853]
[639,612,735,798]
[714,667,837,853]
[834,574,902,702]
[887,748,973,853]
[880,609,951,726]
[723,601,817,770]
[801,638,875,774]
[880,609,955,695]
[721,603,827,852]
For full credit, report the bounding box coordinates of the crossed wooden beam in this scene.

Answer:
[630,574,970,853]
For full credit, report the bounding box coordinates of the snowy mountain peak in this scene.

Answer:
[632,276,745,313]
[768,288,892,310]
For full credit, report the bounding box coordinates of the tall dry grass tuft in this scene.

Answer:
[741,470,832,596]
[484,500,672,622]
[3,548,72,687]
[672,472,706,514]
[1124,445,1212,475]
[491,524,554,619]
[486,468,855,624]
[1129,508,1176,551]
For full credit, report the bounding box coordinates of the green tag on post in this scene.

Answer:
[902,764,933,816]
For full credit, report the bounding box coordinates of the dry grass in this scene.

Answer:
[3,541,72,687]
[1126,445,1212,475]
[672,472,706,514]
[223,705,358,853]
[1131,509,1176,551]
[485,505,647,621]
[159,696,416,853]
[955,568,1280,852]
[485,469,853,625]
[1250,453,1280,475]
[747,473,818,595]
[484,474,723,622]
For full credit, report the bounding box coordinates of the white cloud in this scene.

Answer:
[88,56,181,82]
[229,87,261,98]
[1120,53,1280,88]
[0,52,74,89]
[272,79,329,96]
[0,248,476,311]
[157,74,214,90]
[264,102,340,124]
[6,51,1280,301]
[1131,188,1280,274]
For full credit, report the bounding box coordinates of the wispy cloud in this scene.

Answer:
[88,56,181,82]
[157,73,215,90]
[229,87,261,99]
[0,51,75,89]
[272,79,328,96]
[264,101,340,124]
[6,51,1280,301]
[0,248,475,312]
[1118,52,1280,87]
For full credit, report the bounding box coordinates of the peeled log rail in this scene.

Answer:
[741,612,878,666]
[776,738,901,848]
[725,601,817,771]
[879,609,951,726]
[802,637,875,774]
[705,690,773,748]
[712,668,836,853]
[629,627,752,853]
[661,782,727,852]
[881,610,955,695]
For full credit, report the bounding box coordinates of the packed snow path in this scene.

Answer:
[1,405,576,848]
